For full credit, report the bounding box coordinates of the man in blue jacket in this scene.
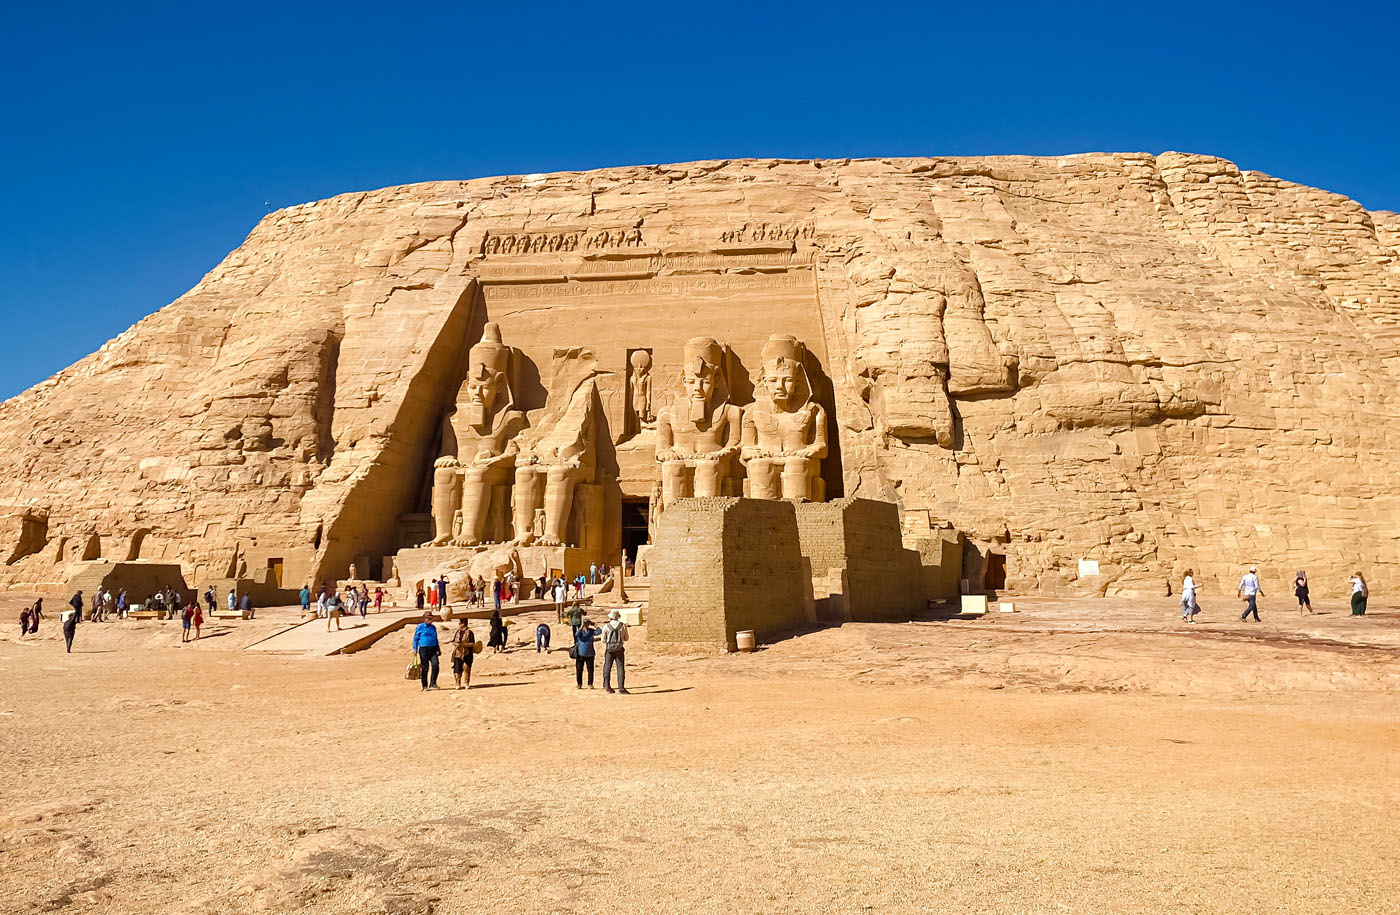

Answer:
[412,612,441,690]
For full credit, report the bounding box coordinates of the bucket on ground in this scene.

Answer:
[735,630,756,652]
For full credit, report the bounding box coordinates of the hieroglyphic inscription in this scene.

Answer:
[481,228,644,256]
[474,249,798,280]
[717,223,816,244]
[482,270,813,302]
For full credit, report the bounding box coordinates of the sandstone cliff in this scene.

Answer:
[2,153,1397,597]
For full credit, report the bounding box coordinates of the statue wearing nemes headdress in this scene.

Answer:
[427,323,527,546]
[741,335,828,501]
[655,337,743,507]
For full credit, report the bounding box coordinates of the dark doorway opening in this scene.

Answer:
[621,499,649,566]
[267,559,284,589]
[986,552,1007,592]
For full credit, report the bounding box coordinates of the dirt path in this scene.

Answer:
[0,597,1395,914]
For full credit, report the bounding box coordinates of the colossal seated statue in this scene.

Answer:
[513,377,598,547]
[741,334,828,501]
[427,323,527,546]
[655,337,743,507]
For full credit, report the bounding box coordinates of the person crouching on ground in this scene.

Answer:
[572,617,599,689]
[451,618,476,689]
[327,594,343,632]
[413,612,441,690]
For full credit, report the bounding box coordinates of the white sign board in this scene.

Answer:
[1077,559,1100,577]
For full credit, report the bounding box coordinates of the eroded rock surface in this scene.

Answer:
[1,154,1397,595]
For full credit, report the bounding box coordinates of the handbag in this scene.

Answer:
[405,651,422,680]
[568,644,579,660]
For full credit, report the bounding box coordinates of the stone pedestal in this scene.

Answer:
[648,498,807,651]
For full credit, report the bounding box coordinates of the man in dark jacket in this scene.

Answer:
[412,612,441,691]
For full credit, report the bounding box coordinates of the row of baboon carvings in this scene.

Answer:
[477,222,817,256]
[425,324,829,548]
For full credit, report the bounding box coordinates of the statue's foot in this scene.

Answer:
[539,536,563,547]
[517,533,537,546]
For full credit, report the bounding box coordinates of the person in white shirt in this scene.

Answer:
[1237,566,1263,621]
[1180,570,1200,622]
[1350,571,1368,616]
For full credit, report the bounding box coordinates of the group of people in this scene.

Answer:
[1179,566,1371,622]
[409,606,630,694]
[302,582,383,630]
[16,585,254,653]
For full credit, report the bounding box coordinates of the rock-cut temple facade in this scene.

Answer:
[1,154,1398,598]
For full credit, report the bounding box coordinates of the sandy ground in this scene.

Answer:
[0,593,1396,914]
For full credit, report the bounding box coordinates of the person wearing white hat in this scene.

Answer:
[1237,566,1263,622]
[601,608,630,694]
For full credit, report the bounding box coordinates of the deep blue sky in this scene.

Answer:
[2,1,1396,400]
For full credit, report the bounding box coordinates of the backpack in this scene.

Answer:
[603,622,625,650]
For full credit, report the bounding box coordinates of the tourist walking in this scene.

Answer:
[27,598,42,634]
[488,609,507,653]
[536,621,551,652]
[589,562,598,585]
[1350,571,1369,616]
[227,589,236,613]
[117,590,129,619]
[492,576,502,611]
[1180,570,1200,622]
[1294,571,1312,614]
[412,612,440,690]
[1237,566,1263,621]
[240,592,254,619]
[554,578,566,622]
[374,587,384,612]
[437,576,448,610]
[358,585,369,618]
[572,616,598,688]
[300,584,311,616]
[450,618,476,689]
[601,608,629,694]
[69,591,84,628]
[428,578,439,612]
[204,586,216,615]
[415,583,426,611]
[61,605,78,653]
[19,605,31,637]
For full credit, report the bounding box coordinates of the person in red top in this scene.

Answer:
[192,603,204,640]
[374,587,384,613]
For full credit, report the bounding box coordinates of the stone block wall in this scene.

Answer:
[649,498,807,650]
[794,498,926,621]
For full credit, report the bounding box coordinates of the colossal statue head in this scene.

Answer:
[681,337,725,423]
[760,334,811,412]
[463,322,513,426]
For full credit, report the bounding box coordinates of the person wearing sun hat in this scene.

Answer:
[1237,566,1263,622]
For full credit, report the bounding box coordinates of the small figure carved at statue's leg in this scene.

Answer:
[693,458,723,498]
[513,466,543,546]
[661,461,690,508]
[428,463,461,545]
[541,464,579,546]
[456,466,493,546]
[781,456,815,501]
[746,458,782,500]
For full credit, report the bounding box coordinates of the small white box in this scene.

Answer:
[998,601,1015,613]
[960,595,988,615]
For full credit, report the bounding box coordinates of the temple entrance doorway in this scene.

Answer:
[986,552,1007,592]
[621,499,649,566]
